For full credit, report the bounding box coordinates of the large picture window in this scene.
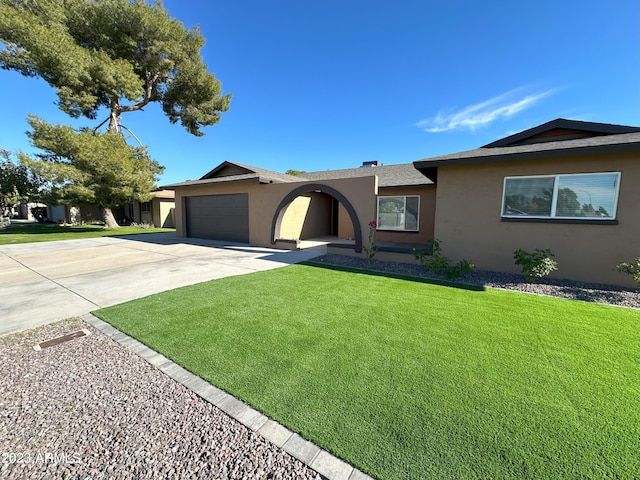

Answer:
[502,172,620,220]
[377,196,419,231]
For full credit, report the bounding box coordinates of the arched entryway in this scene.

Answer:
[271,184,363,252]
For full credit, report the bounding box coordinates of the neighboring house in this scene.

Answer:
[46,204,102,224]
[413,118,640,287]
[164,118,640,287]
[40,190,175,227]
[126,189,176,228]
[12,202,45,221]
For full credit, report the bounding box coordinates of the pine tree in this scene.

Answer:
[0,0,231,227]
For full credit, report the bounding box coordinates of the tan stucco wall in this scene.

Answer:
[375,186,436,245]
[433,152,640,287]
[131,204,141,224]
[279,196,311,239]
[173,176,378,249]
[338,203,355,239]
[299,193,332,238]
[141,210,153,224]
[154,198,175,228]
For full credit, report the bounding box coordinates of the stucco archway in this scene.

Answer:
[271,183,363,252]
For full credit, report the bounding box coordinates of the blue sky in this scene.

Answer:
[0,0,638,185]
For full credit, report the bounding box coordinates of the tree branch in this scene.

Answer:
[93,116,111,134]
[117,70,160,114]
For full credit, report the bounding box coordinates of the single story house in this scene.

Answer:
[125,189,176,228]
[44,190,176,227]
[47,204,102,224]
[414,118,640,287]
[165,161,434,253]
[165,118,640,287]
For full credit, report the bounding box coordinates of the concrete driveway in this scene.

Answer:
[0,232,325,336]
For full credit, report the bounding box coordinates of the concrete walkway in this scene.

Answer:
[0,232,325,336]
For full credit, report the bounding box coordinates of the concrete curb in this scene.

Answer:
[81,312,374,480]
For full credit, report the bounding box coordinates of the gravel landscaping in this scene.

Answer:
[0,319,324,480]
[310,254,640,309]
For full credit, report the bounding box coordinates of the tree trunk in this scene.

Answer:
[102,207,120,228]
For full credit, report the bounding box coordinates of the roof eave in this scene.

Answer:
[414,140,640,174]
[258,177,291,184]
[161,176,260,189]
[483,119,640,148]
[379,181,435,188]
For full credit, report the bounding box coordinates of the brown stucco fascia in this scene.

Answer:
[413,139,640,183]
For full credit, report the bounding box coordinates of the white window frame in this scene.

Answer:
[501,172,621,220]
[376,195,420,231]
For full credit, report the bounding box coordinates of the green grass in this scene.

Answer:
[0,223,173,244]
[94,265,640,480]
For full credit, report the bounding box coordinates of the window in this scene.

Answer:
[141,201,151,213]
[376,196,420,231]
[502,172,620,220]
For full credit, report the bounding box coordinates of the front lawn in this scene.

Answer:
[0,223,173,244]
[94,265,639,480]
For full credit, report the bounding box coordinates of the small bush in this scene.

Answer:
[615,258,640,289]
[513,248,558,283]
[130,222,154,229]
[413,239,475,279]
[445,259,475,279]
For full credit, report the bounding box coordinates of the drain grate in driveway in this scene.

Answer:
[33,329,91,351]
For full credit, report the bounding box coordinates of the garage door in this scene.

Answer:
[185,194,249,242]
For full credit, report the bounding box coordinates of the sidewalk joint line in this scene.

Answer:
[6,254,102,309]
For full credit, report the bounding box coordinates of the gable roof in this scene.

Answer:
[164,161,433,189]
[414,119,640,183]
[163,161,302,189]
[299,163,432,187]
[483,118,640,147]
[200,161,302,183]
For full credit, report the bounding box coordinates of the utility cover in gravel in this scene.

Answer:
[0,319,324,480]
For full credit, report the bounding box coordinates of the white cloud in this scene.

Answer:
[416,88,556,133]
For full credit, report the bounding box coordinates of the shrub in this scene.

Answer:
[615,258,640,289]
[413,239,475,279]
[513,248,558,283]
[445,259,476,279]
[130,222,154,229]
[362,220,378,262]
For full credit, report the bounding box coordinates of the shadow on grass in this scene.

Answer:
[300,260,486,292]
